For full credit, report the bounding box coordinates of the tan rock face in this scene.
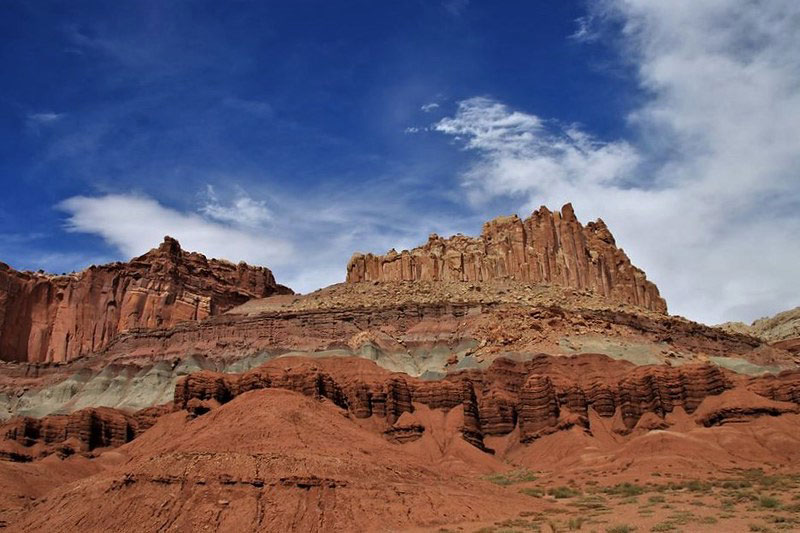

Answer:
[346,203,666,313]
[0,237,292,363]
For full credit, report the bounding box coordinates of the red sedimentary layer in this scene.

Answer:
[2,356,799,461]
[172,356,800,450]
[0,404,170,460]
[0,237,291,363]
[346,204,666,312]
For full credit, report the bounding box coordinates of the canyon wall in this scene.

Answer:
[172,356,800,451]
[347,203,666,313]
[0,237,291,363]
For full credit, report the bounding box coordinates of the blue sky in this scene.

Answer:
[1,1,799,325]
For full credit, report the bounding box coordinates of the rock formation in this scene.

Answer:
[0,237,292,363]
[719,306,800,358]
[347,203,666,312]
[172,355,800,450]
[0,404,170,460]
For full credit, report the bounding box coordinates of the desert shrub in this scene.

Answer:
[568,495,609,512]
[686,480,712,493]
[567,516,587,530]
[548,486,581,499]
[649,524,676,532]
[606,525,636,533]
[485,469,538,486]
[520,487,545,497]
[603,483,645,497]
[760,496,781,509]
[648,495,665,504]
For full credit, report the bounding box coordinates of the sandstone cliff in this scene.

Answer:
[347,204,666,313]
[172,356,800,451]
[0,237,291,363]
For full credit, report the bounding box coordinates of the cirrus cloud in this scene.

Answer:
[433,0,800,325]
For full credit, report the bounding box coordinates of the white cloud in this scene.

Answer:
[434,98,640,201]
[443,0,469,17]
[433,1,800,324]
[59,194,293,267]
[28,112,64,124]
[421,102,440,113]
[570,16,598,42]
[222,97,273,117]
[56,179,479,295]
[199,185,272,228]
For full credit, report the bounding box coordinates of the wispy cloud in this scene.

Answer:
[433,1,800,324]
[443,0,469,17]
[57,177,481,294]
[420,102,440,113]
[28,112,64,124]
[570,16,599,42]
[59,194,293,268]
[199,185,273,228]
[222,97,274,117]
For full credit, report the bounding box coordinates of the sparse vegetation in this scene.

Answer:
[548,486,581,499]
[484,469,538,486]
[686,480,712,493]
[759,496,781,509]
[606,525,636,533]
[567,516,587,530]
[520,487,545,497]
[650,524,676,532]
[603,483,645,498]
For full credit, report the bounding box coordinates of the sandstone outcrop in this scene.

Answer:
[693,389,799,427]
[0,403,170,460]
[172,355,799,450]
[0,237,291,363]
[347,204,666,312]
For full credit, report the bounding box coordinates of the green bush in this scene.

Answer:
[606,525,636,533]
[604,483,646,497]
[759,496,781,509]
[548,486,581,499]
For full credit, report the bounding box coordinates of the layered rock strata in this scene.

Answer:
[347,204,666,312]
[0,237,291,363]
[173,356,800,450]
[5,355,799,458]
[0,404,170,460]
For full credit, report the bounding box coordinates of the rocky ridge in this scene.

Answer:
[4,354,800,462]
[719,306,800,356]
[0,403,170,461]
[347,204,666,313]
[0,237,292,363]
[171,355,800,451]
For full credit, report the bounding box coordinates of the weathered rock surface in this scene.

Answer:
[172,355,800,449]
[693,389,799,427]
[0,403,170,460]
[347,204,666,312]
[718,306,800,359]
[0,237,291,363]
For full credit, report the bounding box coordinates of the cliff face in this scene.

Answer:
[0,237,292,363]
[347,203,666,313]
[171,355,799,451]
[0,404,170,460]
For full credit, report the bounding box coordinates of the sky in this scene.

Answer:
[1,0,798,325]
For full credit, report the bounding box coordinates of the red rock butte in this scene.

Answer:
[346,203,666,313]
[0,237,292,363]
